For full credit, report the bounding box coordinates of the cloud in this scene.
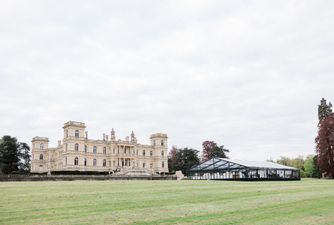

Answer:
[1,0,334,160]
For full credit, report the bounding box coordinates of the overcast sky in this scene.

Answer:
[1,1,334,161]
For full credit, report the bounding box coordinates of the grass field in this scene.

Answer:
[0,179,334,225]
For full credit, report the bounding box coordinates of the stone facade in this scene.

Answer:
[31,121,168,174]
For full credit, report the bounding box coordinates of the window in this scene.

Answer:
[113,148,115,154]
[161,140,164,146]
[143,150,146,156]
[39,154,43,160]
[84,145,87,153]
[103,159,106,167]
[162,161,165,168]
[93,159,97,166]
[153,140,156,146]
[161,151,164,156]
[93,146,97,154]
[75,143,79,151]
[108,161,111,167]
[74,157,78,166]
[40,143,44,150]
[75,130,79,138]
[103,147,106,154]
[113,160,116,166]
[150,151,153,156]
[143,162,146,168]
[84,158,87,166]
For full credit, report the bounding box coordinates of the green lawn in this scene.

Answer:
[0,179,333,225]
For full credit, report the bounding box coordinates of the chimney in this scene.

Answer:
[85,131,88,139]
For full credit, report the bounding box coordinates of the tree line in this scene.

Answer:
[274,155,320,178]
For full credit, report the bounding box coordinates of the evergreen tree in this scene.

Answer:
[0,136,31,174]
[169,147,200,175]
[0,136,20,174]
[18,142,31,173]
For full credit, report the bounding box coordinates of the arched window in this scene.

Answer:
[161,151,164,156]
[84,158,87,166]
[75,130,79,138]
[103,159,106,167]
[150,151,153,156]
[84,145,87,153]
[161,140,164,146]
[93,146,97,154]
[75,143,79,151]
[143,150,146,156]
[93,159,97,166]
[39,154,43,160]
[40,143,44,150]
[162,161,165,168]
[103,147,106,154]
[143,162,146,168]
[74,157,78,166]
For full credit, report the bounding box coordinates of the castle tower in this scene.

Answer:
[62,121,86,168]
[63,121,86,140]
[31,136,49,173]
[150,133,168,173]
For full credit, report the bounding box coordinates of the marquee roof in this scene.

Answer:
[189,157,298,172]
